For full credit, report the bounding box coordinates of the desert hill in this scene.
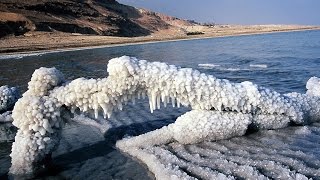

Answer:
[0,0,195,38]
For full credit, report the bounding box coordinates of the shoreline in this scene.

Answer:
[1,26,320,55]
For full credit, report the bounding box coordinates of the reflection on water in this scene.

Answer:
[0,142,11,176]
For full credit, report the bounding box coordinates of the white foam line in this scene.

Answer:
[198,64,221,68]
[249,64,268,68]
[0,52,47,60]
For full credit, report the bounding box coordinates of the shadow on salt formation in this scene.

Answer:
[104,118,176,144]
[34,141,114,178]
[29,109,178,179]
[32,118,175,179]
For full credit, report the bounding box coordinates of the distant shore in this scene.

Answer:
[1,25,319,54]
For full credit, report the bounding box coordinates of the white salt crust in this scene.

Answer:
[9,56,320,177]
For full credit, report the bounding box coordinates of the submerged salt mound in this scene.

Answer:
[117,124,320,180]
[0,85,19,113]
[306,76,320,97]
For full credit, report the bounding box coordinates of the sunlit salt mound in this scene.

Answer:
[9,67,65,176]
[0,85,19,113]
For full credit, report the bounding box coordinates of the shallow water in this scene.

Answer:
[0,30,320,179]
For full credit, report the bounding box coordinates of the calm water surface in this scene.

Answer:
[0,30,320,179]
[1,30,320,93]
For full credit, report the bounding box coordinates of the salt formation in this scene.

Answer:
[306,76,320,97]
[0,85,19,113]
[117,124,320,180]
[0,86,19,141]
[117,110,252,147]
[10,67,65,176]
[9,56,320,177]
[50,56,320,135]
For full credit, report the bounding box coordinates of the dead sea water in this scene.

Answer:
[1,30,320,179]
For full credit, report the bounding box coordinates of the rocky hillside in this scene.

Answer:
[0,0,195,38]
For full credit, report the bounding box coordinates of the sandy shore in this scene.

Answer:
[1,25,319,54]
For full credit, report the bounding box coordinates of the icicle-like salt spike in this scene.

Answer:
[71,106,76,114]
[94,108,99,119]
[177,98,181,108]
[172,96,176,107]
[142,91,146,99]
[131,95,136,105]
[156,93,161,109]
[149,98,154,113]
[151,91,157,112]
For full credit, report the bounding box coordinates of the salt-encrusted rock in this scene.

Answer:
[10,67,65,176]
[0,85,19,142]
[0,85,20,113]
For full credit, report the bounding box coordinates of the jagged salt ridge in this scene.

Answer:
[8,56,320,177]
[50,56,319,125]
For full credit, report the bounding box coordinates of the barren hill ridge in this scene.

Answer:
[0,0,195,38]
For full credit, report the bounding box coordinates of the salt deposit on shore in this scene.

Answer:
[2,56,320,179]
